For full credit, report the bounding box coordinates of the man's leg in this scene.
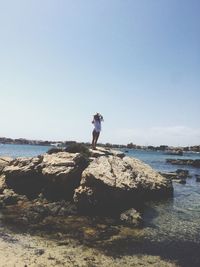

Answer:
[94,132,100,148]
[92,130,96,149]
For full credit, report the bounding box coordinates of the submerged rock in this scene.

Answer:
[166,159,200,168]
[196,175,200,182]
[74,156,173,213]
[160,169,190,184]
[120,208,142,227]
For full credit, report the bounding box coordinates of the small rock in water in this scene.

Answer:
[120,208,142,227]
[173,179,186,184]
[176,169,189,178]
[195,175,200,182]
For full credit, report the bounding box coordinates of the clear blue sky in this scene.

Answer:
[0,0,199,146]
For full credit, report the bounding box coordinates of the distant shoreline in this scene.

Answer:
[0,137,199,153]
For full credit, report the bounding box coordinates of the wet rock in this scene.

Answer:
[160,169,189,184]
[176,169,189,178]
[165,150,183,156]
[11,199,79,226]
[159,172,177,180]
[74,156,173,213]
[0,189,24,206]
[173,178,186,184]
[166,159,200,168]
[196,175,200,182]
[120,208,142,227]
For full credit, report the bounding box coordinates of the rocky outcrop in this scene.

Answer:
[74,155,173,213]
[1,148,173,217]
[3,152,88,200]
[166,159,200,168]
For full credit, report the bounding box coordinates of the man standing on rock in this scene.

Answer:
[92,113,103,149]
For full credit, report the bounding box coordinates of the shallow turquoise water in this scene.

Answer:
[121,149,200,242]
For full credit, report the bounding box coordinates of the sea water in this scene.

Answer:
[122,149,200,238]
[0,144,52,158]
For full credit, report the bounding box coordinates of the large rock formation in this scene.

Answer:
[74,155,173,213]
[1,147,173,215]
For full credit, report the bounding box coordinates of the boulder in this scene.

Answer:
[4,156,44,198]
[176,169,189,178]
[3,152,88,200]
[74,156,173,213]
[196,175,200,182]
[120,208,142,227]
[0,188,26,206]
[40,152,88,200]
[2,150,174,215]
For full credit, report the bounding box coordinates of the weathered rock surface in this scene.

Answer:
[89,147,125,159]
[74,156,173,213]
[40,152,88,200]
[4,156,44,198]
[0,157,13,173]
[0,175,7,194]
[3,152,88,200]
